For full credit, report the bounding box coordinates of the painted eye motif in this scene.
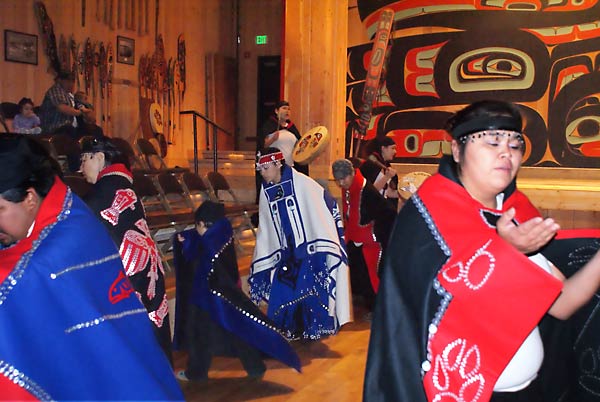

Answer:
[449,48,533,92]
[485,58,523,77]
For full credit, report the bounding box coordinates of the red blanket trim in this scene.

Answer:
[342,169,380,291]
[419,174,562,402]
[0,375,37,401]
[0,177,66,282]
[97,163,133,182]
[556,228,600,240]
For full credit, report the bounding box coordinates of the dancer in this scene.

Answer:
[250,147,352,340]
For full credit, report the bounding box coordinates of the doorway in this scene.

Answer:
[256,55,281,135]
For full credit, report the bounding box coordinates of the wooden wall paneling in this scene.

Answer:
[283,0,349,179]
[548,209,575,230]
[205,53,236,151]
[213,54,236,150]
[572,210,600,230]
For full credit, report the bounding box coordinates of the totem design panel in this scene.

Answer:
[346,0,600,167]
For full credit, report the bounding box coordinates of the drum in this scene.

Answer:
[293,125,330,165]
[398,171,430,200]
[149,102,164,134]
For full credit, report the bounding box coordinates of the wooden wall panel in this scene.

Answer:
[283,0,348,179]
[206,53,236,150]
[0,0,236,168]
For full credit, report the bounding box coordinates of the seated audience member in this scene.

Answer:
[0,134,182,400]
[13,97,41,134]
[172,200,300,382]
[250,147,352,340]
[79,136,172,362]
[332,159,396,314]
[74,91,104,138]
[39,70,91,139]
[364,100,600,402]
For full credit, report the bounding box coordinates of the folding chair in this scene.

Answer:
[181,171,213,208]
[49,134,81,173]
[156,171,195,213]
[135,137,188,174]
[32,135,61,164]
[132,171,194,270]
[0,102,18,132]
[109,137,147,171]
[62,174,93,199]
[205,171,257,242]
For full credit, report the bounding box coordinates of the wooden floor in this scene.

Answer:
[173,312,371,402]
[168,234,372,402]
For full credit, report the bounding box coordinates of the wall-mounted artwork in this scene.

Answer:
[117,36,135,65]
[4,30,38,65]
[346,1,600,168]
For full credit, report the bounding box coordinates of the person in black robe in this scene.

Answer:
[79,136,172,363]
[172,201,300,382]
[359,136,399,210]
[364,100,600,402]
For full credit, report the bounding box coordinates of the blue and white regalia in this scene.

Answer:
[250,165,352,340]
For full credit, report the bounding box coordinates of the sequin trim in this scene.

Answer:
[0,360,53,401]
[209,237,282,335]
[0,189,74,306]
[412,195,451,257]
[479,209,502,229]
[64,308,147,334]
[50,253,122,279]
[412,194,454,376]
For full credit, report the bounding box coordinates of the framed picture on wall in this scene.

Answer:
[4,30,38,65]
[117,36,135,65]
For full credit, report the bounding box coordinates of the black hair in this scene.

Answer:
[80,136,131,170]
[445,100,522,138]
[444,100,524,174]
[55,70,76,81]
[275,100,289,110]
[257,147,286,173]
[366,136,395,155]
[193,201,225,226]
[18,97,34,111]
[0,135,58,202]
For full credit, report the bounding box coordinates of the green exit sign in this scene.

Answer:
[256,35,268,45]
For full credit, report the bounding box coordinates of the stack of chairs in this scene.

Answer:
[127,140,194,269]
[134,140,257,254]
[54,135,257,265]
